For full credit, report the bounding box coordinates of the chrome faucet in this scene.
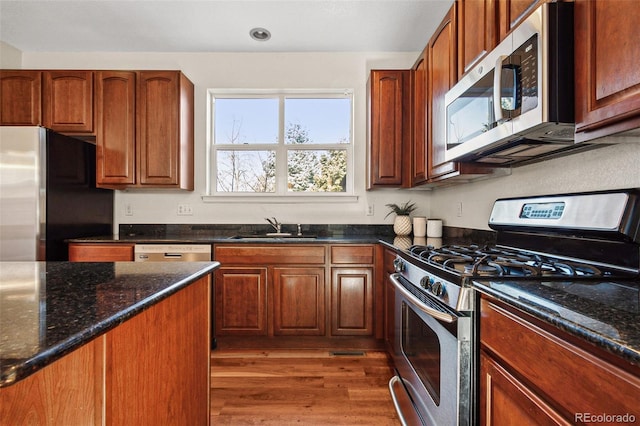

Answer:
[265,217,281,233]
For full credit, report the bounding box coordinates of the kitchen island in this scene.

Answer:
[0,261,219,425]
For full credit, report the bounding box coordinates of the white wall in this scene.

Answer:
[429,142,640,230]
[0,41,22,68]
[9,48,640,231]
[19,50,432,227]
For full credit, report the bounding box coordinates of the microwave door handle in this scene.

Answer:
[390,273,457,323]
[493,55,508,123]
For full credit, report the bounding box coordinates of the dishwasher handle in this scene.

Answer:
[163,253,184,259]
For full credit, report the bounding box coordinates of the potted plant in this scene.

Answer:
[385,201,417,236]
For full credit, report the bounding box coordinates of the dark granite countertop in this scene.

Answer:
[472,278,640,367]
[0,261,219,387]
[69,234,391,244]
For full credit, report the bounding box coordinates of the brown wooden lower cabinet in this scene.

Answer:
[68,242,134,261]
[480,296,640,425]
[213,243,377,338]
[480,352,571,426]
[273,267,326,336]
[214,267,267,336]
[331,267,373,336]
[0,276,211,426]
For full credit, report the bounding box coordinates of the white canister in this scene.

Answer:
[427,219,443,238]
[413,216,427,237]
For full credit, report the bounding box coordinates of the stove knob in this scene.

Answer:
[393,258,405,273]
[431,281,445,297]
[419,276,430,289]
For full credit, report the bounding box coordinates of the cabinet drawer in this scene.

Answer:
[69,243,134,262]
[214,245,325,265]
[480,297,640,419]
[330,245,375,264]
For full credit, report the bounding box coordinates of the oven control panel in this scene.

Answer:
[420,276,445,297]
[393,256,470,311]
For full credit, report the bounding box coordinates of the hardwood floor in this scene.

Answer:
[211,346,400,425]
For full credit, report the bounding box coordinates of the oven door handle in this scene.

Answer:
[390,273,457,324]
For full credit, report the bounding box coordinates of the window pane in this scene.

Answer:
[284,98,351,144]
[216,150,275,192]
[287,150,347,192]
[214,98,278,144]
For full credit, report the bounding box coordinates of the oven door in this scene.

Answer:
[388,274,472,426]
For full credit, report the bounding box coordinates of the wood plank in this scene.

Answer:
[211,348,399,425]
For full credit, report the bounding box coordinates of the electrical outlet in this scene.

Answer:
[456,202,463,217]
[366,204,375,216]
[125,204,133,216]
[177,204,193,216]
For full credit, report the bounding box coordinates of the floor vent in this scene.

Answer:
[330,351,366,357]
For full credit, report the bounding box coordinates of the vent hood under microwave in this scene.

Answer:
[444,2,596,166]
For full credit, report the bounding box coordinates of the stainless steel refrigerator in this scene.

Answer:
[0,126,114,261]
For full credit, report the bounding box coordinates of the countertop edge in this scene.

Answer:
[0,262,220,388]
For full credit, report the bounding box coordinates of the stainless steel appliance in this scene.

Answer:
[388,188,640,425]
[0,126,114,261]
[134,244,212,262]
[444,2,592,166]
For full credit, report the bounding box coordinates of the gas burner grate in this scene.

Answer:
[407,244,609,278]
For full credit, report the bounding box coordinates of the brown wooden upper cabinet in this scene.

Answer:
[1,70,94,134]
[411,49,428,187]
[457,0,498,79]
[95,71,137,186]
[0,70,42,125]
[43,70,94,134]
[574,0,640,142]
[498,0,541,41]
[137,71,193,189]
[96,70,194,190]
[428,4,492,183]
[367,69,411,188]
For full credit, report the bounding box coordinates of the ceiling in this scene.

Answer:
[0,0,453,53]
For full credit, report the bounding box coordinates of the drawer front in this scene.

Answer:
[214,245,325,264]
[481,297,640,419]
[330,245,375,264]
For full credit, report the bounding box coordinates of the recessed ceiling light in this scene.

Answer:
[250,28,271,42]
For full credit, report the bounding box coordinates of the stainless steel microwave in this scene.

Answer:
[444,2,587,166]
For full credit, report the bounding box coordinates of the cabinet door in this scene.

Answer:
[272,267,325,336]
[368,69,411,187]
[498,0,541,41]
[480,352,571,426]
[214,267,267,336]
[428,5,459,180]
[68,243,135,262]
[428,4,489,182]
[458,0,498,78]
[95,71,136,187]
[137,71,194,189]
[411,51,428,186]
[575,0,640,142]
[331,267,373,336]
[0,70,42,125]
[42,70,94,134]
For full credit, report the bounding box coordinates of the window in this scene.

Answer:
[207,90,353,197]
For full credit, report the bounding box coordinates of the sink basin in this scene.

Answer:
[227,235,317,242]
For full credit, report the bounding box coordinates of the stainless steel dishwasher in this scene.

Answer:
[134,244,212,262]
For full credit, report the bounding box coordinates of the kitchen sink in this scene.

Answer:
[227,235,317,242]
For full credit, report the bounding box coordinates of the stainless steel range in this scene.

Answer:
[388,189,640,426]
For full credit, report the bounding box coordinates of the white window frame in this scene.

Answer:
[204,89,356,203]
